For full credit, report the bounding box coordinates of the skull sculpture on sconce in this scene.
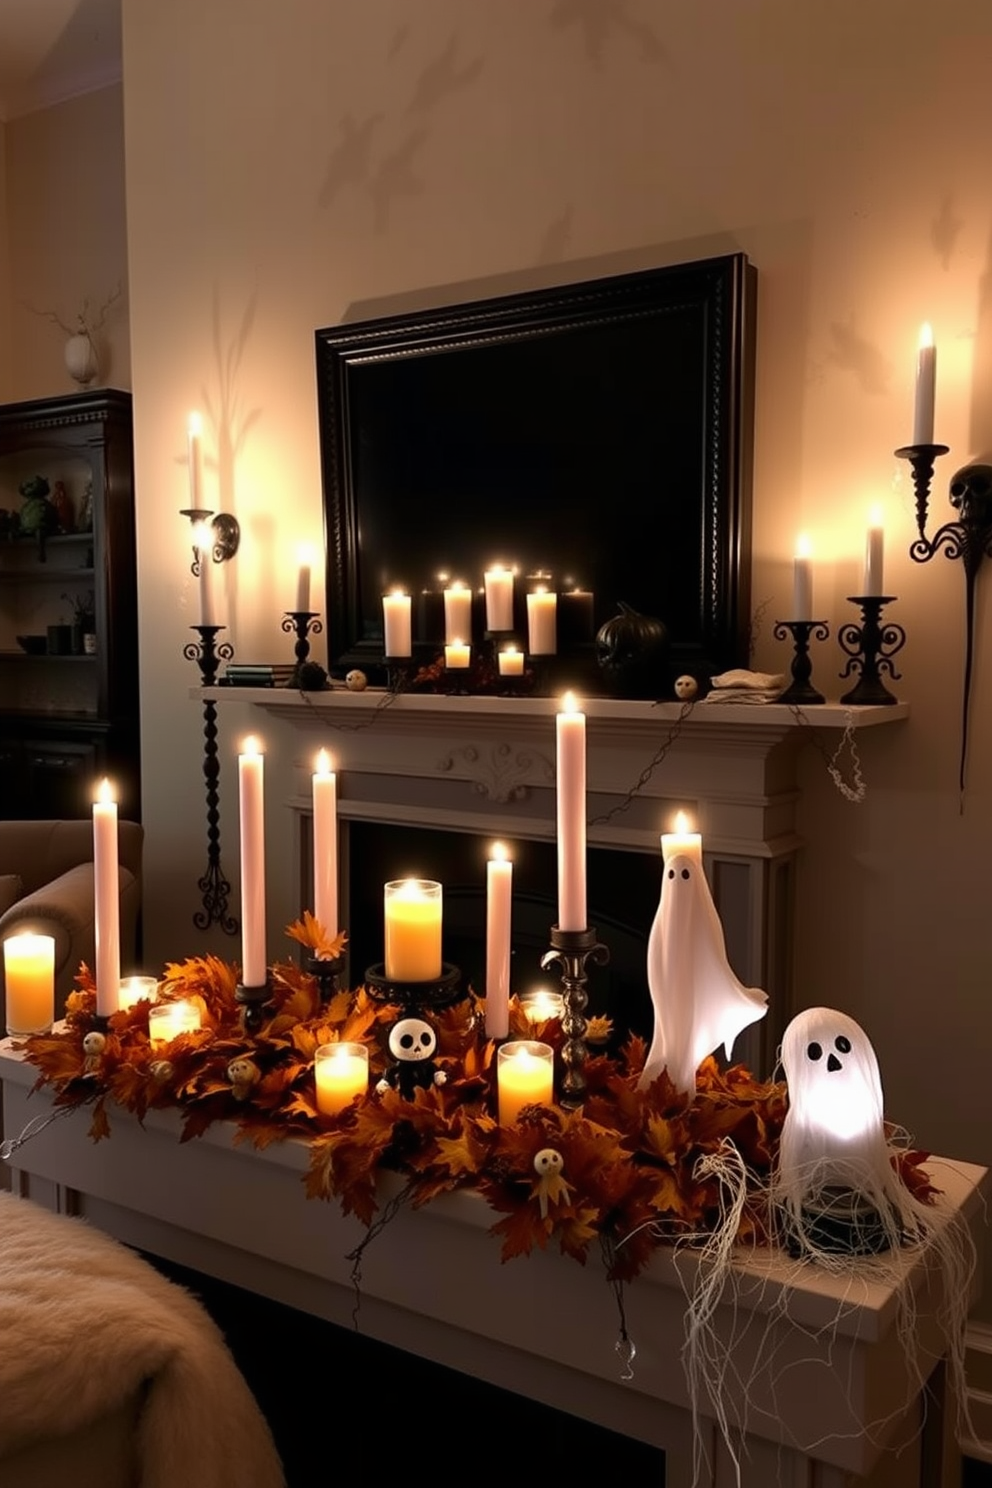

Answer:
[947,463,992,549]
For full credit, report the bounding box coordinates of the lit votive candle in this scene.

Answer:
[4,933,55,1036]
[314,1041,369,1116]
[148,1000,201,1048]
[497,1040,554,1125]
[118,975,159,1012]
[498,645,524,677]
[384,879,443,983]
[444,639,471,669]
[519,988,565,1025]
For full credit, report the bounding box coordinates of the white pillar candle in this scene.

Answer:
[4,933,55,1036]
[661,810,703,867]
[296,543,314,612]
[314,1041,368,1116]
[193,521,215,626]
[238,737,267,987]
[312,749,338,942]
[444,640,471,669]
[864,505,884,595]
[498,645,524,677]
[497,1040,554,1125]
[384,879,442,982]
[92,778,120,1017]
[382,590,412,657]
[484,565,514,632]
[793,534,812,620]
[913,322,936,445]
[485,843,513,1041]
[443,581,472,644]
[556,693,587,932]
[187,411,204,508]
[526,588,558,655]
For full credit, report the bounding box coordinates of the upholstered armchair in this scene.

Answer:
[0,819,143,1018]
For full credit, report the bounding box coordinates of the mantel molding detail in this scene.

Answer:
[437,740,555,803]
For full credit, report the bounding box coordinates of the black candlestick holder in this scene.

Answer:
[383,657,411,692]
[364,961,464,1016]
[540,925,610,1109]
[235,980,271,1035]
[283,610,323,685]
[774,619,830,705]
[306,951,346,1004]
[179,508,241,574]
[183,625,238,935]
[838,596,904,706]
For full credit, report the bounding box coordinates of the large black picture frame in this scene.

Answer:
[315,253,756,688]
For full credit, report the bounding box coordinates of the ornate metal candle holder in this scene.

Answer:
[541,925,610,1109]
[306,951,346,1005]
[897,443,992,796]
[183,625,238,935]
[179,508,241,574]
[364,961,464,1017]
[774,619,830,705]
[235,980,271,1035]
[283,610,323,685]
[837,597,904,706]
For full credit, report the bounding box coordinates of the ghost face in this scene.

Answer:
[781,1008,883,1146]
[674,674,698,701]
[534,1148,564,1177]
[388,1017,437,1063]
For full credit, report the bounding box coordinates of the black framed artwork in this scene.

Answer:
[315,253,756,692]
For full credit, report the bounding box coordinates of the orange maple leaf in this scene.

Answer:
[285,913,346,961]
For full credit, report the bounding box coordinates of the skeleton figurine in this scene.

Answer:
[532,1148,573,1220]
[82,1030,106,1076]
[377,1016,448,1099]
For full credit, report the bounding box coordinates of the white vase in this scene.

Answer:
[64,332,98,386]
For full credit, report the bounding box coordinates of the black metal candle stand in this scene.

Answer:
[184,626,238,935]
[540,925,610,1109]
[773,619,830,705]
[364,962,464,1018]
[383,657,411,693]
[235,980,272,1035]
[306,951,346,1004]
[283,610,323,685]
[838,596,904,706]
[893,442,951,558]
[179,508,241,574]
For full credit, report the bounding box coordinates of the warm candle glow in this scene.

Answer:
[484,564,515,632]
[187,411,204,508]
[793,534,813,621]
[3,933,55,1036]
[384,879,443,982]
[314,1041,369,1116]
[661,811,703,866]
[118,975,159,1012]
[296,543,315,612]
[498,646,524,677]
[913,322,936,444]
[93,777,120,1017]
[497,1040,554,1125]
[238,737,267,988]
[444,639,471,669]
[312,749,338,943]
[520,988,565,1025]
[443,581,473,645]
[864,504,885,596]
[382,589,412,657]
[526,587,557,655]
[148,1000,201,1049]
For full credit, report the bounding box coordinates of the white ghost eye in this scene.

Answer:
[807,1041,823,1061]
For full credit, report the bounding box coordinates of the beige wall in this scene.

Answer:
[0,118,10,398]
[6,85,129,397]
[5,1,992,1310]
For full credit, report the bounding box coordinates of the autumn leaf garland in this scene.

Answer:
[15,920,935,1282]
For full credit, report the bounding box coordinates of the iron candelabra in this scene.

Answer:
[183,625,238,935]
[541,925,609,1109]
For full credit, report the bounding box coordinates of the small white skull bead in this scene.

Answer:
[534,1148,564,1177]
[227,1056,261,1098]
[674,674,699,701]
[149,1059,174,1083]
[82,1031,107,1056]
[345,669,368,692]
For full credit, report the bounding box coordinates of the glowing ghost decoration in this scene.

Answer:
[775,1006,909,1253]
[639,850,767,1098]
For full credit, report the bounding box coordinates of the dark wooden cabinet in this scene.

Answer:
[0,390,140,820]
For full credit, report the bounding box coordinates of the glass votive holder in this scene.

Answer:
[383,878,443,982]
[519,988,565,1025]
[314,1041,369,1116]
[497,1039,554,1126]
[3,932,55,1037]
[148,999,201,1049]
[118,975,160,1012]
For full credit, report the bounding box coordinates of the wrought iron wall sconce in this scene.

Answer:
[184,625,239,936]
[896,442,992,795]
[179,507,241,575]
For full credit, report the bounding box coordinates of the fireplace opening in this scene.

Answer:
[339,821,660,1044]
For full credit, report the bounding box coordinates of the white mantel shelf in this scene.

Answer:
[0,1040,982,1488]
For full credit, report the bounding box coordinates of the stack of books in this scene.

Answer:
[222,663,297,688]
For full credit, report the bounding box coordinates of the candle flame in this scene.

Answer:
[560,691,580,714]
[445,578,465,591]
[241,735,261,757]
[96,777,115,805]
[919,321,933,349]
[502,645,519,656]
[192,519,212,555]
[490,841,510,863]
[673,809,692,833]
[868,502,884,530]
[187,411,203,437]
[795,532,812,560]
[297,542,315,566]
[315,748,332,775]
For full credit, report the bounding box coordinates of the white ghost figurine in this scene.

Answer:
[639,849,767,1098]
[776,1006,905,1232]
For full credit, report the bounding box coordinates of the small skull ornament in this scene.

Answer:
[949,463,992,525]
[345,668,368,692]
[227,1056,261,1100]
[82,1029,106,1075]
[674,674,699,701]
[149,1059,174,1084]
[381,1016,444,1099]
[531,1147,573,1219]
[534,1148,564,1178]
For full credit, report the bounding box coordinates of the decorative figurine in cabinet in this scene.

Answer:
[0,390,140,821]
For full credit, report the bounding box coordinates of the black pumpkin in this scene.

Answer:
[595,601,669,697]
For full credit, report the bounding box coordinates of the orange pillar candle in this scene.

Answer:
[384,879,442,982]
[3,933,55,1036]
[497,1040,554,1125]
[314,1041,369,1115]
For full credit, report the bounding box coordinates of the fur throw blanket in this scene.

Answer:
[0,1192,285,1487]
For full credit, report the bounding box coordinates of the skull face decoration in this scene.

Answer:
[775,1007,909,1255]
[380,1016,446,1099]
[531,1147,573,1220]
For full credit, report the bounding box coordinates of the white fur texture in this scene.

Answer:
[0,1191,285,1487]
